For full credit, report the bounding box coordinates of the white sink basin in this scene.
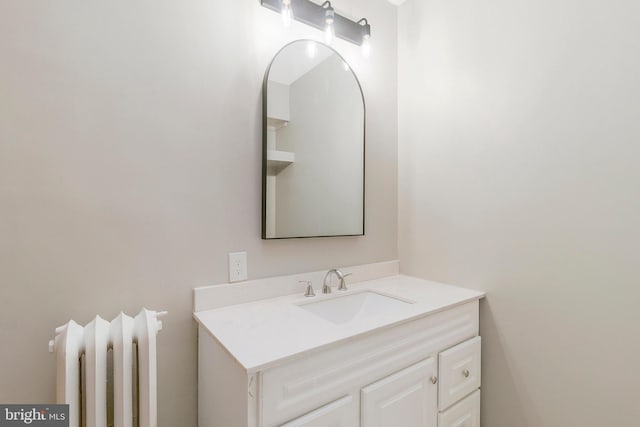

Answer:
[297,291,413,324]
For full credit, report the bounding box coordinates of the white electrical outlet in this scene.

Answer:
[228,251,248,283]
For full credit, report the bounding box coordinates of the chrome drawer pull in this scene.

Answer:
[430,376,438,384]
[462,369,470,378]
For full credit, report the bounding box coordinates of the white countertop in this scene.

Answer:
[194,274,485,373]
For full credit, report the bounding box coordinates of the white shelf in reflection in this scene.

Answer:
[267,149,295,175]
[266,117,289,130]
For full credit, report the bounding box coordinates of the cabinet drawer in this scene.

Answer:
[438,390,480,427]
[438,336,481,410]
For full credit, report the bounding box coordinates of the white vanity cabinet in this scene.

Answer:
[198,300,482,427]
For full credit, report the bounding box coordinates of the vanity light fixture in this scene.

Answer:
[261,0,371,50]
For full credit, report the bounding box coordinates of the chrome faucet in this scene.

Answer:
[322,269,352,293]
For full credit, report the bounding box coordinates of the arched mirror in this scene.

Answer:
[262,40,365,239]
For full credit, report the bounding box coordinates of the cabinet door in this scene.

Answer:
[438,390,480,427]
[361,358,437,427]
[280,395,357,427]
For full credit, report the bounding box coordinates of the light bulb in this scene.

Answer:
[324,21,335,45]
[306,41,317,58]
[358,19,371,58]
[362,34,371,58]
[324,3,335,45]
[281,0,292,27]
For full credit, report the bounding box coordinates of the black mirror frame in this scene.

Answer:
[261,40,366,240]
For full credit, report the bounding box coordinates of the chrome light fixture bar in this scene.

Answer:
[261,0,371,46]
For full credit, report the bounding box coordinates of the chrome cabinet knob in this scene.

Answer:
[462,369,470,378]
[430,376,438,384]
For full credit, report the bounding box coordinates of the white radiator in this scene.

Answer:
[49,308,167,427]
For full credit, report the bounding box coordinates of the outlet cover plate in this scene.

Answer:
[228,252,248,283]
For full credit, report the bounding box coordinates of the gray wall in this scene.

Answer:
[276,54,364,237]
[398,0,640,426]
[0,0,397,425]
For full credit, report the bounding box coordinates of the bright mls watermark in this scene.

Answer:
[0,405,68,426]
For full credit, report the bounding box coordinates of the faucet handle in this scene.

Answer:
[337,273,353,291]
[299,280,315,297]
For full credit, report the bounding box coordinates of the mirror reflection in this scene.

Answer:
[262,40,365,239]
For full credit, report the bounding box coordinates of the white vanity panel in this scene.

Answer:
[361,358,437,427]
[279,395,358,427]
